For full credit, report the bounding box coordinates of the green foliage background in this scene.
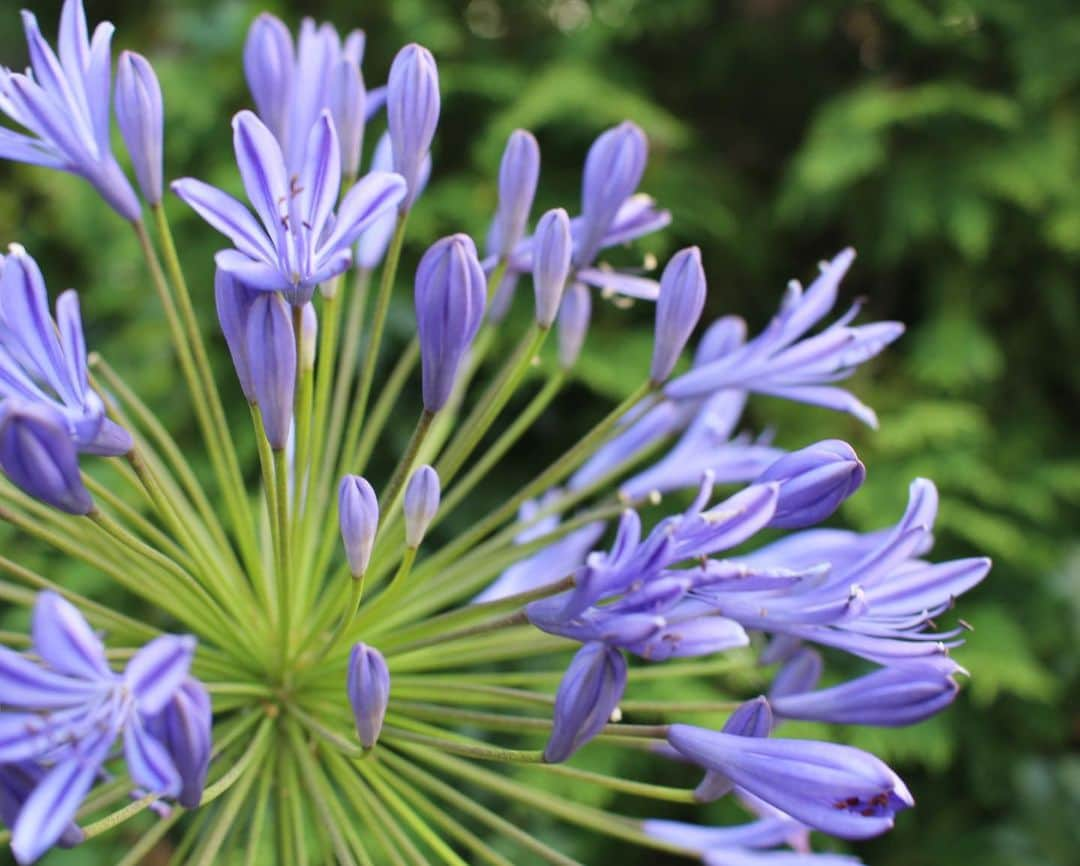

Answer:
[0,0,1077,863]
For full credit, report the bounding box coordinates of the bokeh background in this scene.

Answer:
[1,0,1078,864]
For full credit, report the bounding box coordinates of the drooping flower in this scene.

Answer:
[668,724,914,839]
[0,1,140,220]
[544,641,627,762]
[0,592,202,863]
[757,440,866,529]
[172,110,405,305]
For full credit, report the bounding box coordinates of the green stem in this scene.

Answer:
[352,339,420,473]
[378,409,436,516]
[274,447,292,673]
[438,370,565,519]
[337,212,409,482]
[383,724,545,763]
[436,323,548,485]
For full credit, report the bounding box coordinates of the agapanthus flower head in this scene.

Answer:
[115,50,163,205]
[0,1,140,220]
[415,234,487,412]
[387,43,440,209]
[0,592,202,863]
[0,8,990,863]
[172,109,405,305]
[243,13,368,176]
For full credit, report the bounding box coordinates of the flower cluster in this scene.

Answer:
[0,3,988,864]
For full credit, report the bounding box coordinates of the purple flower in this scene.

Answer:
[146,678,212,808]
[0,1,140,220]
[557,283,591,368]
[415,235,486,412]
[246,292,295,450]
[347,643,390,749]
[757,440,865,529]
[0,763,85,857]
[532,208,572,328]
[668,724,914,839]
[474,491,606,603]
[0,401,92,515]
[0,244,131,457]
[387,44,440,209]
[651,247,707,383]
[0,592,200,863]
[620,392,782,500]
[115,51,163,205]
[488,129,540,259]
[666,250,903,427]
[577,122,648,267]
[544,642,626,762]
[339,475,378,578]
[244,14,368,175]
[172,110,405,306]
[403,464,440,548]
[770,662,962,727]
[768,649,824,700]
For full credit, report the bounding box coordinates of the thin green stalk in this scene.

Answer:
[81,473,189,566]
[397,743,698,859]
[293,304,315,529]
[436,323,548,484]
[243,746,276,866]
[88,357,235,558]
[273,447,292,672]
[359,761,469,866]
[134,216,260,579]
[115,809,183,866]
[352,339,420,472]
[337,212,409,482]
[322,748,413,866]
[250,404,280,616]
[438,370,565,518]
[382,750,583,866]
[382,723,545,763]
[286,721,360,866]
[372,762,515,866]
[378,409,436,516]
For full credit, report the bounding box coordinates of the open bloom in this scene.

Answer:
[0,593,204,863]
[173,110,405,305]
[0,1,140,220]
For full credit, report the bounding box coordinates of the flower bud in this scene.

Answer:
[115,51,164,205]
[147,678,212,808]
[544,642,626,763]
[243,13,295,144]
[557,283,591,369]
[694,696,774,802]
[299,302,318,371]
[650,247,706,383]
[331,55,366,177]
[693,315,746,367]
[387,43,440,209]
[415,235,486,412]
[339,475,378,578]
[577,121,647,267]
[244,291,296,450]
[0,402,92,515]
[532,208,571,328]
[488,129,540,259]
[403,464,440,548]
[769,648,824,700]
[215,269,259,401]
[757,440,865,529]
[347,642,390,748]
